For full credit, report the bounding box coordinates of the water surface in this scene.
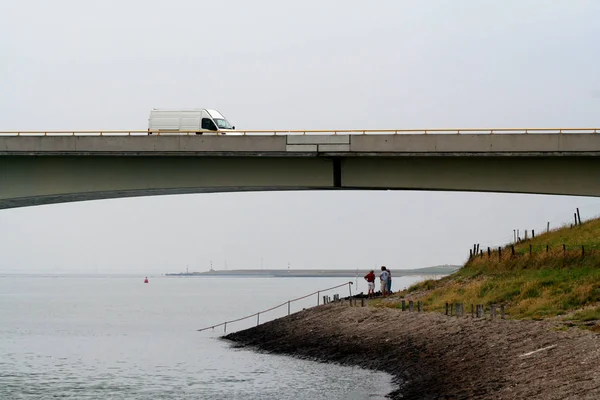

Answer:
[0,274,426,399]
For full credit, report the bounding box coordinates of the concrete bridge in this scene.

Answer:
[1,129,600,209]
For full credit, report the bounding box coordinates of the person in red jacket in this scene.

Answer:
[364,270,376,298]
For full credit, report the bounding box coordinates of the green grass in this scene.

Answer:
[571,307,600,322]
[385,218,600,323]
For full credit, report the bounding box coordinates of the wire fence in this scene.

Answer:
[197,281,353,334]
[468,206,600,260]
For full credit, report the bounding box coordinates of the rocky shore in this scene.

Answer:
[224,304,600,399]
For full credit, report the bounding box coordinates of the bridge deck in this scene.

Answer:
[2,133,600,209]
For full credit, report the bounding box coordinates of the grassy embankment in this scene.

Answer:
[384,218,600,329]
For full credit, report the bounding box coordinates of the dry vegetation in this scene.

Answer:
[380,218,600,330]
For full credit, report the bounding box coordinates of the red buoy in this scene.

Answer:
[144,277,149,283]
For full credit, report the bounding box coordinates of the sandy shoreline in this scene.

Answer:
[224,304,600,399]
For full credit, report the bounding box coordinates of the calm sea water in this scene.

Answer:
[0,274,427,399]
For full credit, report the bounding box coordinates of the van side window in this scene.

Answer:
[201,118,217,131]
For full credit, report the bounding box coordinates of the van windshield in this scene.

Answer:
[214,118,233,129]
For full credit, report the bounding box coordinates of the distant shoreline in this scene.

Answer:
[0,266,459,278]
[165,266,458,278]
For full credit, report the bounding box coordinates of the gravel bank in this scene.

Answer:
[224,304,600,399]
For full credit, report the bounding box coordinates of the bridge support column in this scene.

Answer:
[332,158,342,188]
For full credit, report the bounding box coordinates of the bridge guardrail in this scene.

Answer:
[0,128,598,136]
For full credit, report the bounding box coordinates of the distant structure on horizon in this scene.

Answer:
[164,265,459,278]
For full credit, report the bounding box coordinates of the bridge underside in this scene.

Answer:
[1,155,600,209]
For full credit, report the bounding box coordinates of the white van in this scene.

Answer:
[147,109,236,135]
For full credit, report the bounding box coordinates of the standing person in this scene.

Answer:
[387,268,392,294]
[364,269,376,298]
[380,266,390,297]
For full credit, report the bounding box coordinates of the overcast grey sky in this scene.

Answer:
[1,0,599,274]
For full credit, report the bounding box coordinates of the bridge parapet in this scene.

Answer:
[1,132,600,156]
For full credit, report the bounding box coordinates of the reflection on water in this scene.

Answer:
[0,275,429,399]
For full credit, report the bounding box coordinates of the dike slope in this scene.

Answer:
[225,304,600,400]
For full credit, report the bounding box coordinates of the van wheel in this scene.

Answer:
[195,132,203,135]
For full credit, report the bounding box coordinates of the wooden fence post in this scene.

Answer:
[361,297,365,307]
[418,301,423,312]
[499,247,502,260]
[409,300,414,312]
[487,247,491,257]
[471,304,474,318]
[476,305,483,318]
[563,244,566,257]
[511,245,515,256]
[445,302,449,316]
[317,291,320,305]
[582,245,585,258]
[288,301,291,315]
[402,300,406,311]
[491,304,496,319]
[501,305,505,319]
